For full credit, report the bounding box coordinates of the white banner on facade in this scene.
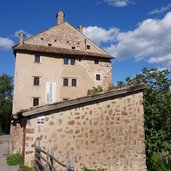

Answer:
[45,82,56,103]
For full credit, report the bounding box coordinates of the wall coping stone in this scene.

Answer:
[13,84,146,118]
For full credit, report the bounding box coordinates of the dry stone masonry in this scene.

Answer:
[11,84,147,171]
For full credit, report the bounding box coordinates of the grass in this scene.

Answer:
[6,153,24,166]
[0,130,6,136]
[6,153,34,171]
[19,165,33,171]
[82,166,105,171]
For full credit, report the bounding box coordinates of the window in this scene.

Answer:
[64,57,68,65]
[94,60,99,64]
[33,77,40,86]
[70,58,75,65]
[35,55,40,63]
[96,74,101,81]
[63,78,68,86]
[33,98,39,106]
[72,79,77,87]
[87,45,90,50]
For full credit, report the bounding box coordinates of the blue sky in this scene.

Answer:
[0,0,171,83]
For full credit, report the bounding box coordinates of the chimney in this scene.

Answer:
[78,25,83,33]
[56,11,65,25]
[19,32,24,45]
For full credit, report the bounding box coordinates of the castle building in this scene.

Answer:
[11,12,147,170]
[12,11,113,114]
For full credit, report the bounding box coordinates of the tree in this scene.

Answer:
[113,68,171,170]
[0,74,13,134]
[87,85,103,96]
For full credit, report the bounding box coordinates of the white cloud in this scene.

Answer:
[149,3,171,15]
[14,29,32,39]
[84,12,171,68]
[0,37,14,50]
[104,0,132,7]
[148,55,171,67]
[83,26,119,46]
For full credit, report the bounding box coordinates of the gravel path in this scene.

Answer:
[0,135,19,171]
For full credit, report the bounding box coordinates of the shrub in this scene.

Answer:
[19,165,33,171]
[0,130,5,136]
[148,153,171,171]
[87,86,104,96]
[6,153,24,166]
[82,166,104,171]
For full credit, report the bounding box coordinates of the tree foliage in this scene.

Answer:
[113,68,171,170]
[87,86,103,96]
[0,74,13,133]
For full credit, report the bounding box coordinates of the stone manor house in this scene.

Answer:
[12,11,112,114]
[11,11,147,171]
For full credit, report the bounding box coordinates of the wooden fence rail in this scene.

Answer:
[34,143,74,171]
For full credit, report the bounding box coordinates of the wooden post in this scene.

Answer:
[66,152,74,171]
[46,149,49,171]
[50,148,54,171]
[38,141,41,170]
[35,141,42,170]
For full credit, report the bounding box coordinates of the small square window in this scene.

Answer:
[64,57,68,65]
[63,78,68,86]
[96,74,101,81]
[71,58,75,65]
[72,79,77,87]
[33,98,39,106]
[94,60,99,64]
[87,45,90,50]
[35,55,40,63]
[33,77,40,86]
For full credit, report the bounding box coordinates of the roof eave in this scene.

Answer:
[14,46,114,59]
[19,84,146,118]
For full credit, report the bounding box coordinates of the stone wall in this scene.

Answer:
[10,122,24,154]
[24,92,146,171]
[26,22,108,56]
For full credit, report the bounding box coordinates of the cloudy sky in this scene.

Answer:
[0,0,171,83]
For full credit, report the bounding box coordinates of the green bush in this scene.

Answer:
[148,154,171,171]
[19,165,33,171]
[82,166,104,171]
[0,130,5,136]
[6,153,24,166]
[87,86,104,96]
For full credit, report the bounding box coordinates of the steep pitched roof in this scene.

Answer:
[13,43,113,59]
[13,22,113,59]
